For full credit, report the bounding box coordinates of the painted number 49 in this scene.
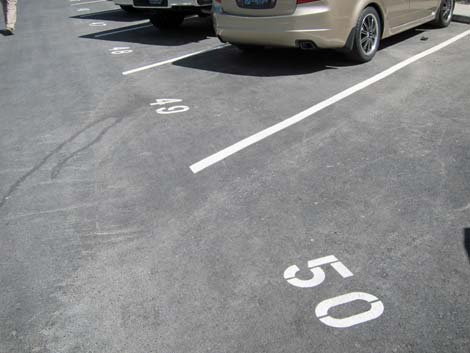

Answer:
[150,99,189,115]
[284,255,384,328]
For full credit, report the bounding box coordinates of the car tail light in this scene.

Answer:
[296,0,319,3]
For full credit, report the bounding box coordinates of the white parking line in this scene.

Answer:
[122,44,229,75]
[71,0,107,6]
[94,22,152,38]
[189,28,470,174]
[79,8,122,17]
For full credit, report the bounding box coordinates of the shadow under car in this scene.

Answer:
[70,8,148,22]
[81,16,214,46]
[172,26,430,76]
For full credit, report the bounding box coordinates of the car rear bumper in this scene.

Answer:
[133,0,210,9]
[214,4,350,49]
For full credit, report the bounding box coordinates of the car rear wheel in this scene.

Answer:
[348,7,382,63]
[432,0,454,28]
[149,13,185,30]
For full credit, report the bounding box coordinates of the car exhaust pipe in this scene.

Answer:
[297,40,317,50]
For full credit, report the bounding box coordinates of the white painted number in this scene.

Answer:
[109,47,133,55]
[284,255,353,288]
[315,292,384,328]
[150,99,189,115]
[150,99,182,106]
[284,255,384,329]
[156,106,189,114]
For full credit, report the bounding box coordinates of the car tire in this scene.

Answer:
[149,13,185,30]
[432,0,454,28]
[120,5,137,13]
[347,7,382,63]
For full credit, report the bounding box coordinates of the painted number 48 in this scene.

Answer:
[109,47,133,55]
[284,255,384,328]
[150,99,189,115]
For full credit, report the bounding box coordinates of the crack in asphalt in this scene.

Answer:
[0,116,123,209]
[50,117,124,179]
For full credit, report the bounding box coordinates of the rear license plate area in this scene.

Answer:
[236,0,276,9]
[134,0,168,6]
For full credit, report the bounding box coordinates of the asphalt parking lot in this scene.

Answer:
[1,1,470,352]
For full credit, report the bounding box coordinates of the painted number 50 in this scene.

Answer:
[284,255,384,329]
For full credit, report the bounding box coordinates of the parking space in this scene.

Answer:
[1,0,470,352]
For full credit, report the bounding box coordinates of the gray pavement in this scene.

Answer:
[1,1,470,353]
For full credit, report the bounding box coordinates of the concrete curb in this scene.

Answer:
[453,14,470,23]
[453,3,470,24]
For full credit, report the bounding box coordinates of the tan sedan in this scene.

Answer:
[213,0,455,62]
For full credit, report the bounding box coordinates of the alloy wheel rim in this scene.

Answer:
[442,0,453,22]
[360,14,379,55]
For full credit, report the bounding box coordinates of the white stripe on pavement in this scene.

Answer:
[71,0,108,6]
[79,8,122,16]
[94,22,152,37]
[189,28,470,174]
[122,44,229,75]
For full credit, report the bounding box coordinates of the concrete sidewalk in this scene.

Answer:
[454,2,470,23]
